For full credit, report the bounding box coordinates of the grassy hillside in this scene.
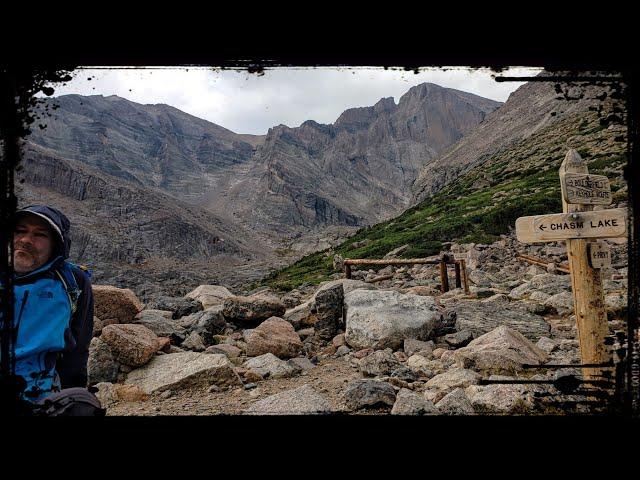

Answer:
[257,109,628,292]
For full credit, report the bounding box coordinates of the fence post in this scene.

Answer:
[439,256,449,293]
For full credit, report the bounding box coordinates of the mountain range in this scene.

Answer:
[17,74,621,298]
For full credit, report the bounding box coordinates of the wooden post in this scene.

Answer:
[459,259,470,295]
[439,257,449,293]
[560,149,612,383]
[454,261,462,289]
[344,264,351,279]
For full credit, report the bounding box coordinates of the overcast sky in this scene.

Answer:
[45,66,543,135]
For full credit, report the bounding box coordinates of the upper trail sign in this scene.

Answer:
[562,173,612,205]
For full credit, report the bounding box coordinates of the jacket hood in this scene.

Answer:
[14,205,71,259]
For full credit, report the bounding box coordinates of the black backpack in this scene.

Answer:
[32,387,106,417]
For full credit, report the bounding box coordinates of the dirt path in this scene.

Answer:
[107,356,366,416]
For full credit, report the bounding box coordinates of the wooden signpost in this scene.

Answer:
[515,149,623,384]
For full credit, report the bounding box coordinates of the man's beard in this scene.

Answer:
[14,242,39,272]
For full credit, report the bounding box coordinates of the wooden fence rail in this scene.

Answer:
[341,254,470,294]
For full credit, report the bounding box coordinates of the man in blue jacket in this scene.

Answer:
[12,205,95,406]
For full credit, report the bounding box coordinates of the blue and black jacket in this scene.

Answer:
[11,205,94,403]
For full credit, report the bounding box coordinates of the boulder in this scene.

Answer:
[391,388,438,415]
[288,356,316,372]
[185,285,234,309]
[465,383,535,413]
[100,324,163,367]
[453,325,549,373]
[245,317,303,359]
[529,273,572,295]
[544,291,574,315]
[314,283,344,340]
[222,294,286,326]
[358,348,401,377]
[332,333,347,348]
[435,388,475,415]
[468,269,496,287]
[136,309,173,319]
[243,353,300,379]
[182,331,207,352]
[508,282,532,300]
[344,289,444,350]
[189,306,227,345]
[92,285,144,324]
[132,310,187,344]
[92,317,104,337]
[450,300,550,341]
[244,384,333,415]
[205,344,242,359]
[424,368,482,402]
[342,379,396,410]
[536,337,559,354]
[406,355,433,376]
[312,279,374,301]
[283,301,315,330]
[146,295,203,319]
[404,339,435,358]
[87,337,120,385]
[125,352,241,394]
[605,292,627,314]
[444,330,474,348]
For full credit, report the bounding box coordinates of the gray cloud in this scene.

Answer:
[44,66,542,135]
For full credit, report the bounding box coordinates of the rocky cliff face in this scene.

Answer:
[16,142,275,297]
[21,84,502,293]
[411,74,623,202]
[27,94,265,202]
[211,83,501,234]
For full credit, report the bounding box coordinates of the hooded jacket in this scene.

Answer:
[12,205,94,402]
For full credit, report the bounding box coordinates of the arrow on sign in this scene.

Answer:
[539,225,547,231]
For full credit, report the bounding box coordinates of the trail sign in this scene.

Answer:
[515,149,618,384]
[588,241,612,269]
[561,173,612,205]
[515,208,626,243]
[453,251,467,261]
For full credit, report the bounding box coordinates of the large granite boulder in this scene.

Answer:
[87,337,120,385]
[453,325,549,374]
[450,300,551,341]
[314,283,344,340]
[100,324,163,367]
[222,293,286,326]
[344,289,445,350]
[185,285,234,309]
[92,285,144,325]
[125,352,241,394]
[342,379,397,410]
[188,306,227,345]
[391,388,438,415]
[243,353,300,379]
[132,310,187,344]
[245,317,304,359]
[146,295,203,320]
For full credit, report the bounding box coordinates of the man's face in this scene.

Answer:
[13,215,55,274]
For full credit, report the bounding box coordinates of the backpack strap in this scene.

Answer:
[54,262,87,315]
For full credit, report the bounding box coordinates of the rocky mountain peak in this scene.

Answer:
[373,97,397,114]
